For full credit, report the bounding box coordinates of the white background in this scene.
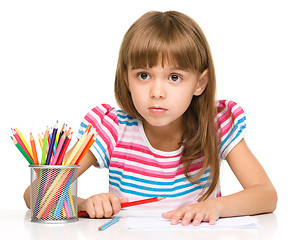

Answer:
[0,0,291,227]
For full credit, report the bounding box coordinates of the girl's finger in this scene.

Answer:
[110,195,122,214]
[94,199,105,218]
[170,210,186,225]
[102,198,114,218]
[181,211,197,226]
[162,209,176,219]
[209,214,218,225]
[192,212,205,226]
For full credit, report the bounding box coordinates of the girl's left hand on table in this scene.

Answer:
[162,199,221,226]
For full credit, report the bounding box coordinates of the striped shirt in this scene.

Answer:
[77,100,246,211]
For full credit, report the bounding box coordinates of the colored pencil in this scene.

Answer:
[46,121,58,165]
[37,169,71,219]
[98,217,120,231]
[41,128,49,165]
[121,197,166,208]
[64,129,87,165]
[70,133,93,165]
[12,128,33,161]
[38,133,43,149]
[56,132,72,165]
[75,135,96,165]
[50,132,66,165]
[78,197,167,217]
[30,133,39,165]
[11,136,35,165]
[16,128,33,158]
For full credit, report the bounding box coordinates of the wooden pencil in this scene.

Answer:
[12,128,33,161]
[51,132,66,165]
[64,130,87,165]
[56,132,72,165]
[30,133,39,165]
[38,133,43,150]
[70,133,93,165]
[121,197,166,208]
[41,128,49,165]
[78,197,167,217]
[11,136,35,165]
[46,121,58,165]
[75,135,96,165]
[16,128,33,159]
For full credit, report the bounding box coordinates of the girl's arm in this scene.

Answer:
[162,139,277,225]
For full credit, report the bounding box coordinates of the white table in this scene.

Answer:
[0,210,286,240]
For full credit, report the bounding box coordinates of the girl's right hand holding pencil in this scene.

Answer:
[78,193,129,218]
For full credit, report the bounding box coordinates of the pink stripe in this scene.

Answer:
[116,142,182,159]
[92,104,119,125]
[232,106,244,119]
[110,159,203,179]
[112,151,181,169]
[216,100,244,137]
[85,114,114,156]
[91,106,118,142]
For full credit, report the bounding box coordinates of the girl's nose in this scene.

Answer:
[150,80,166,99]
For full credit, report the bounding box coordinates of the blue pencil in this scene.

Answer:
[98,217,120,231]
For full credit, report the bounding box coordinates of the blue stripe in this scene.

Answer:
[80,122,88,129]
[94,139,110,168]
[221,116,246,147]
[118,120,138,126]
[110,181,206,198]
[117,113,135,120]
[221,123,246,158]
[109,169,210,186]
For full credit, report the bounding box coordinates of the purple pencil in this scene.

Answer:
[45,121,58,165]
[50,132,66,165]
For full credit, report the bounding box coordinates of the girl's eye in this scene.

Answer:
[169,74,182,82]
[138,72,150,80]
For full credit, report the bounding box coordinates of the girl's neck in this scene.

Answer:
[142,119,184,152]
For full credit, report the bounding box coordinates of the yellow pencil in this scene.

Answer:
[38,133,43,150]
[64,131,88,165]
[16,128,33,159]
[70,133,92,165]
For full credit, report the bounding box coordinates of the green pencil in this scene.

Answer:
[41,128,49,165]
[11,136,34,165]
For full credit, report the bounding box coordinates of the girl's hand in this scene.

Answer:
[162,199,221,226]
[78,193,129,218]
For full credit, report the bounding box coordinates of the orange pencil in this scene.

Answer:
[75,135,96,165]
[30,133,39,165]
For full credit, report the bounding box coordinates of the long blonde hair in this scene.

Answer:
[115,11,219,201]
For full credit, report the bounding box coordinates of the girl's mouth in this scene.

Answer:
[149,107,167,114]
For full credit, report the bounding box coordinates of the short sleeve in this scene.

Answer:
[77,104,119,168]
[216,100,247,160]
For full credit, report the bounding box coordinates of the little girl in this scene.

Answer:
[24,11,277,226]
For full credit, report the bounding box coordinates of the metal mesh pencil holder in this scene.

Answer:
[29,165,80,223]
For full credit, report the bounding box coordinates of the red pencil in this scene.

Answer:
[56,132,72,165]
[121,197,166,208]
[78,197,166,217]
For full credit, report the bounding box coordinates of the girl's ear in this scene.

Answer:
[193,69,209,96]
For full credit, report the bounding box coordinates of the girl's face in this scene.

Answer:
[127,63,208,130]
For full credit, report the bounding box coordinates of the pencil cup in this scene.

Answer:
[29,165,80,223]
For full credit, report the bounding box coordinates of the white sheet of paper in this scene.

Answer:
[126,210,260,230]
